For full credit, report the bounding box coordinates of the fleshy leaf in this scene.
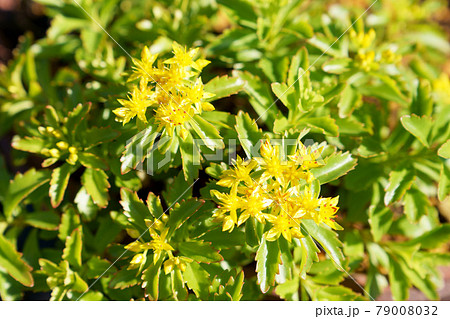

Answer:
[438,140,450,158]
[4,169,50,219]
[384,168,415,206]
[311,152,357,185]
[81,168,110,208]
[255,237,280,293]
[235,111,264,159]
[401,114,433,147]
[49,163,72,208]
[203,75,245,102]
[0,234,34,287]
[62,227,83,270]
[302,220,344,270]
[178,241,222,263]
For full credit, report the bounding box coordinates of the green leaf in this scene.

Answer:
[62,227,83,270]
[255,237,280,293]
[275,277,299,300]
[338,85,361,118]
[0,233,34,287]
[204,75,245,102]
[86,257,112,279]
[11,136,46,154]
[200,228,245,247]
[258,56,289,83]
[236,71,277,127]
[245,217,260,247]
[162,171,192,207]
[44,105,59,126]
[109,268,139,289]
[298,236,320,279]
[308,283,365,301]
[167,198,204,236]
[84,126,120,148]
[178,241,222,263]
[190,115,224,150]
[74,187,98,221]
[184,262,210,300]
[311,152,357,185]
[358,74,408,105]
[292,20,314,38]
[287,48,309,86]
[93,217,122,253]
[0,269,23,300]
[408,225,450,249]
[271,82,297,112]
[302,220,344,269]
[401,114,433,147]
[4,169,50,219]
[408,272,438,301]
[77,291,105,301]
[146,192,164,219]
[277,237,294,282]
[66,103,90,136]
[384,168,415,205]
[81,168,110,208]
[180,132,200,182]
[216,0,258,27]
[411,80,433,116]
[307,35,341,57]
[120,188,149,234]
[410,58,438,81]
[366,265,388,300]
[171,269,188,300]
[49,163,72,208]
[120,188,151,232]
[24,211,60,230]
[58,205,81,241]
[322,58,352,74]
[309,260,346,285]
[335,118,367,136]
[142,257,164,300]
[388,256,409,301]
[438,163,450,201]
[343,230,365,257]
[438,140,450,158]
[357,137,386,158]
[120,125,158,174]
[223,270,244,301]
[301,117,339,137]
[403,187,429,222]
[368,206,393,242]
[78,152,108,170]
[235,111,264,158]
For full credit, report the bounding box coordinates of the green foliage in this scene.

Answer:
[0,0,449,301]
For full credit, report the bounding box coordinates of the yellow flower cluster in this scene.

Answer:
[114,42,215,136]
[350,28,401,72]
[125,213,193,276]
[38,126,79,166]
[125,214,174,267]
[211,140,340,242]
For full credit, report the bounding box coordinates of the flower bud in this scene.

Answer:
[38,126,47,135]
[67,153,78,165]
[56,141,69,150]
[52,130,62,139]
[49,148,60,158]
